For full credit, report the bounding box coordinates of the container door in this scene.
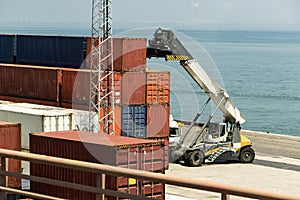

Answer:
[121,106,146,138]
[43,114,72,132]
[134,106,146,138]
[121,106,134,137]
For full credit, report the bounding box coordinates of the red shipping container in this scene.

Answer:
[148,137,169,170]
[121,72,146,105]
[86,37,147,71]
[146,71,170,104]
[0,63,61,103]
[61,69,114,110]
[0,122,21,188]
[30,131,166,200]
[146,104,170,138]
[114,37,147,72]
[99,105,122,136]
[61,68,91,105]
[112,71,170,105]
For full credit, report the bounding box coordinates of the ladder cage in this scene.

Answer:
[89,0,115,134]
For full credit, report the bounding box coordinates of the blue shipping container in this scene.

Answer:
[121,105,146,138]
[16,35,86,68]
[0,35,14,63]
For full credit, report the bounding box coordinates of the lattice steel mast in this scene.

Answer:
[89,0,114,134]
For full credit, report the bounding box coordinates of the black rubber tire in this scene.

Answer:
[239,147,255,163]
[185,150,204,167]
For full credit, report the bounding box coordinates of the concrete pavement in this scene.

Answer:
[165,130,300,200]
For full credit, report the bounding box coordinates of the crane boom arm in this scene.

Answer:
[147,28,245,124]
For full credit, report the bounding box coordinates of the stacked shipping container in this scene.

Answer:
[0,34,146,70]
[0,35,170,199]
[0,64,61,105]
[0,63,91,109]
[16,35,87,68]
[94,37,171,139]
[0,36,170,137]
[0,102,100,150]
[110,71,170,139]
[30,131,166,199]
[86,37,147,71]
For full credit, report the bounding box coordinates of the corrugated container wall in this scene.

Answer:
[30,131,166,200]
[121,72,146,105]
[112,71,170,105]
[86,37,147,71]
[146,104,170,138]
[16,35,86,68]
[100,106,122,136]
[146,71,170,104]
[0,35,14,63]
[0,122,21,188]
[61,68,90,106]
[0,64,61,103]
[114,38,147,71]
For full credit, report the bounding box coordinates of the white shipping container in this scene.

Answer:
[0,103,73,150]
[12,103,98,132]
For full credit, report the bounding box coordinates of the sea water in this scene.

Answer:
[174,30,300,136]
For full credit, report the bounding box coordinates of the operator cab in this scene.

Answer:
[205,123,229,143]
[169,115,181,143]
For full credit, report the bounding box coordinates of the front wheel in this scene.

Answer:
[239,147,255,163]
[185,150,204,167]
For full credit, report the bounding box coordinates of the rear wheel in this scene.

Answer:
[239,147,255,163]
[185,150,204,167]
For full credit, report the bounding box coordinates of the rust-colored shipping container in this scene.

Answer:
[146,104,170,138]
[0,63,61,103]
[61,68,91,105]
[112,72,122,105]
[86,37,146,71]
[146,71,170,104]
[99,105,122,136]
[112,71,170,105]
[114,38,147,72]
[121,72,146,105]
[0,122,21,188]
[148,137,169,170]
[30,131,166,200]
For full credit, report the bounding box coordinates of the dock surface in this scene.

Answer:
[166,129,300,199]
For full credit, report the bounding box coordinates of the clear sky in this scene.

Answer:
[0,0,300,29]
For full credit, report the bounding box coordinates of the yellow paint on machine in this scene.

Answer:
[240,135,252,147]
[204,147,222,156]
[166,55,189,60]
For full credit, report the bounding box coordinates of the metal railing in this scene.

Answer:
[0,148,300,200]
